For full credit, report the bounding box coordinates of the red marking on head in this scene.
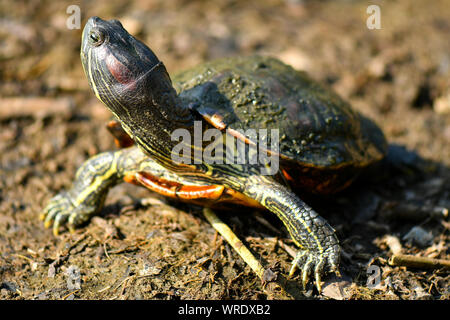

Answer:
[106,53,136,90]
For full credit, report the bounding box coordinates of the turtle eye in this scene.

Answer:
[89,29,105,46]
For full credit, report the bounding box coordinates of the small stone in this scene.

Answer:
[262,268,277,282]
[139,262,162,276]
[433,93,450,114]
[403,226,433,247]
[48,263,57,278]
[321,274,352,300]
[146,229,162,239]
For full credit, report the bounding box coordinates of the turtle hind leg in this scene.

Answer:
[242,175,340,292]
[40,147,146,235]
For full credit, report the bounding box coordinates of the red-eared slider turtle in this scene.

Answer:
[41,17,387,291]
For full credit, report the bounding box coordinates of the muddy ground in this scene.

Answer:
[0,0,449,300]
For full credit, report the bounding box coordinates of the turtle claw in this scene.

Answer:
[289,245,340,294]
[41,191,97,236]
[301,256,314,289]
[53,210,71,236]
[41,194,67,223]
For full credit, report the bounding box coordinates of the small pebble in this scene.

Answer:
[433,93,450,114]
[403,226,433,247]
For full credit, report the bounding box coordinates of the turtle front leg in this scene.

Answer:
[243,175,340,292]
[40,146,147,235]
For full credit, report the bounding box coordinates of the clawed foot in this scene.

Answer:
[288,245,340,293]
[40,192,97,236]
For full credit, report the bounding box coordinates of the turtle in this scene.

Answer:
[40,16,387,292]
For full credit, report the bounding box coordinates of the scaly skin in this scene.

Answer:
[243,175,340,290]
[42,144,340,291]
[41,146,150,235]
[39,16,388,292]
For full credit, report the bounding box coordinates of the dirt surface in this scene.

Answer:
[0,0,449,300]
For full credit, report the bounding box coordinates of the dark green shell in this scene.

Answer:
[172,55,386,169]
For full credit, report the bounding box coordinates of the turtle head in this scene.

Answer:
[81,17,187,127]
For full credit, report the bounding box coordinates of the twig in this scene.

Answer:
[383,235,403,255]
[253,212,282,235]
[382,203,448,222]
[0,97,74,119]
[389,254,450,270]
[203,208,265,280]
[12,253,35,263]
[62,289,80,300]
[97,285,111,293]
[276,239,297,259]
